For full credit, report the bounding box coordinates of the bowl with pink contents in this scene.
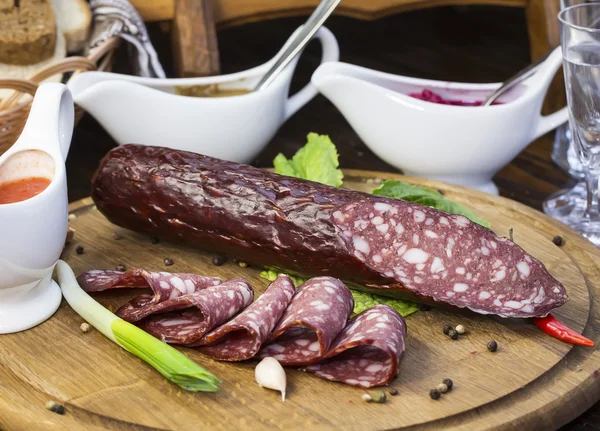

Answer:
[311,47,567,195]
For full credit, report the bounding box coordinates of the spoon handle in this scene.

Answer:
[482,50,552,107]
[253,0,341,91]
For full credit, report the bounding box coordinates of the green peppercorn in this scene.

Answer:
[449,329,459,340]
[371,390,387,403]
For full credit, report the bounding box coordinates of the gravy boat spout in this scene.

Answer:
[0,83,74,334]
[68,26,339,163]
[312,47,568,195]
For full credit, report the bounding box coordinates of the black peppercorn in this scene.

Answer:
[443,324,452,335]
[487,340,498,352]
[449,329,459,340]
[75,245,84,255]
[443,378,453,391]
[388,388,399,396]
[429,389,441,400]
[115,264,126,272]
[212,256,226,266]
[164,258,174,266]
[552,235,564,246]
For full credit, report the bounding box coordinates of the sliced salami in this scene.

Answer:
[191,275,295,361]
[77,269,222,322]
[258,277,354,366]
[138,278,254,344]
[305,304,406,388]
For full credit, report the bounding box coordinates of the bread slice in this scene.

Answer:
[0,31,66,103]
[0,0,57,65]
[50,0,91,53]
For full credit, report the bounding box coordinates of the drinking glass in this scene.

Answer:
[543,0,591,222]
[556,3,600,246]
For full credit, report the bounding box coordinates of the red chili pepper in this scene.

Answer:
[532,314,595,347]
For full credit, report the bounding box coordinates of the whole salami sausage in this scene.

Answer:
[191,275,295,361]
[257,277,354,365]
[304,305,406,388]
[77,269,222,322]
[138,278,254,344]
[91,144,568,318]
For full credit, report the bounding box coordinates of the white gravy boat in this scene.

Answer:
[0,83,73,334]
[68,26,339,163]
[312,46,568,195]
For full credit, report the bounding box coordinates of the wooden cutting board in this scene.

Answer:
[2,169,600,431]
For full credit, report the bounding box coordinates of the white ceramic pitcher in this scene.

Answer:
[68,26,339,163]
[312,47,568,195]
[0,83,73,334]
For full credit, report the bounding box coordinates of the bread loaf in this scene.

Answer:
[0,0,57,65]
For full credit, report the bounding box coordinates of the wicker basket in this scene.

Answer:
[0,37,120,156]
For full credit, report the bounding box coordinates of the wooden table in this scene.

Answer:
[65,6,591,429]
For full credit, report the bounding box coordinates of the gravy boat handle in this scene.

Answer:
[285,26,339,120]
[532,47,569,140]
[15,83,74,162]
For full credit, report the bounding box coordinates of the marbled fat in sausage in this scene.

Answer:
[138,278,254,344]
[191,275,295,361]
[77,269,222,322]
[257,277,354,365]
[305,305,406,388]
[91,144,568,318]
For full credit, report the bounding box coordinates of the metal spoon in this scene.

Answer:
[253,0,341,91]
[482,50,553,106]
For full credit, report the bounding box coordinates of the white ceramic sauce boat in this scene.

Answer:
[0,83,73,334]
[67,26,339,163]
[312,46,568,195]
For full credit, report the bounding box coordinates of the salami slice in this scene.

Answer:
[305,305,406,388]
[77,269,222,322]
[258,277,354,365]
[138,278,254,344]
[191,275,295,361]
[92,144,568,318]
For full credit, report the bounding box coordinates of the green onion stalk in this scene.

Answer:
[56,260,220,392]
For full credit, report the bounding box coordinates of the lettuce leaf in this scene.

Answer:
[372,180,490,228]
[273,133,343,187]
[351,290,419,317]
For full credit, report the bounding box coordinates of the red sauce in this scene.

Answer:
[0,177,51,204]
[409,89,502,106]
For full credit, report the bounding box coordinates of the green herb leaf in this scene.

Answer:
[273,133,343,187]
[351,290,419,317]
[372,180,490,228]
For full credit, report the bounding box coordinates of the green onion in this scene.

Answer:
[55,260,220,392]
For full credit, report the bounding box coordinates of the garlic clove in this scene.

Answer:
[255,357,287,401]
